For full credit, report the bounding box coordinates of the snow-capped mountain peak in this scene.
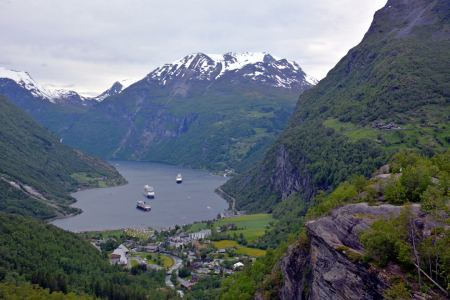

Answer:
[0,67,66,103]
[146,52,317,89]
[0,66,136,106]
[92,79,137,102]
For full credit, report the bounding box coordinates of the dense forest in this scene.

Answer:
[0,213,169,299]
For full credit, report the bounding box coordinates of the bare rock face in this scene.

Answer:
[279,203,421,300]
[269,143,314,201]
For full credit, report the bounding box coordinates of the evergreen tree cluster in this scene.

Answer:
[0,212,167,299]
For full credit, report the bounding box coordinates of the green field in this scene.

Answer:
[215,214,274,242]
[323,118,450,150]
[71,172,121,188]
[139,254,174,269]
[186,222,208,233]
[130,260,138,267]
[187,214,274,242]
[213,240,266,257]
[85,229,123,238]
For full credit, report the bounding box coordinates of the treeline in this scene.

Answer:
[0,282,95,300]
[0,213,168,299]
[307,150,450,218]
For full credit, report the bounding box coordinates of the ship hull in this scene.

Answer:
[137,205,151,211]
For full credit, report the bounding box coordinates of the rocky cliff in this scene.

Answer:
[279,201,450,299]
[280,203,411,300]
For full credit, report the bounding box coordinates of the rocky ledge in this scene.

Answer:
[280,203,426,300]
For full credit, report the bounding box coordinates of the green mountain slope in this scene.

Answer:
[0,212,167,299]
[62,53,315,172]
[222,0,450,213]
[0,93,126,220]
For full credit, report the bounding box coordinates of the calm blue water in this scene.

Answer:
[51,161,229,232]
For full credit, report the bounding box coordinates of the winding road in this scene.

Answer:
[217,187,235,211]
[163,254,183,296]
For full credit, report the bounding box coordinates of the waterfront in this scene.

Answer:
[52,161,229,231]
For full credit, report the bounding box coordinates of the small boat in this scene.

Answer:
[176,174,182,183]
[136,201,151,211]
[142,185,155,198]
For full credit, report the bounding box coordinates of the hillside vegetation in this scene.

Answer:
[222,0,450,213]
[0,93,127,219]
[0,213,168,299]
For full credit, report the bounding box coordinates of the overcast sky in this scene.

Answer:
[0,0,387,97]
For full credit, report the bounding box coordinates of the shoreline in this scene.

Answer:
[46,180,129,224]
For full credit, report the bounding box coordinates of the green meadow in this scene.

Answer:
[187,214,274,242]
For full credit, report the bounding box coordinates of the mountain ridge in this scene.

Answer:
[62,52,317,172]
[0,67,136,133]
[146,52,317,89]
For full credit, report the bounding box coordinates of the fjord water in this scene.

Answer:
[52,161,229,232]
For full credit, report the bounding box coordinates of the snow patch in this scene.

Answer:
[145,52,317,89]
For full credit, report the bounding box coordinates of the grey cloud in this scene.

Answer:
[0,0,387,95]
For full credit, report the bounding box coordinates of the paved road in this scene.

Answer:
[217,187,235,211]
[163,254,184,296]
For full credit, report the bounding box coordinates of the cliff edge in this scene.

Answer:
[280,203,430,300]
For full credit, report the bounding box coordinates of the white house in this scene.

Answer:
[111,244,129,265]
[233,262,244,269]
[189,229,212,240]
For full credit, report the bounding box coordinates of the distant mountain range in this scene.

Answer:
[61,52,317,171]
[0,67,136,133]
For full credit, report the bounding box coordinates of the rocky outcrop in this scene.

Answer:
[269,143,315,201]
[279,203,426,300]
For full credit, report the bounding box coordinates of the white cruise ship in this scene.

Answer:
[176,174,182,183]
[136,201,151,211]
[142,185,155,198]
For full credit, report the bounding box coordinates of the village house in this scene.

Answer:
[180,280,195,290]
[188,229,212,240]
[111,244,129,265]
[196,267,210,274]
[136,245,158,253]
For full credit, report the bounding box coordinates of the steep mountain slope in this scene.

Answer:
[0,68,132,134]
[0,93,126,220]
[222,0,450,212]
[63,52,317,171]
